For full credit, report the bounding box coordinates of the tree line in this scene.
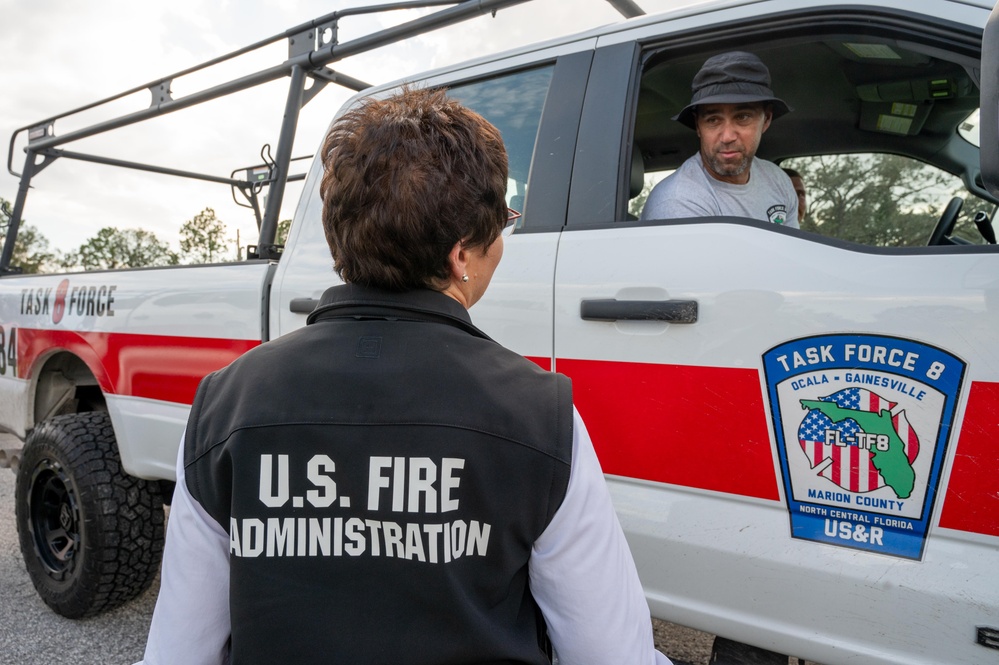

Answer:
[6,152,992,274]
[0,199,291,274]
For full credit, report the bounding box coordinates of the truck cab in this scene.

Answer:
[272,4,999,662]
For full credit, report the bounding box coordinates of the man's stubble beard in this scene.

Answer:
[705,150,750,179]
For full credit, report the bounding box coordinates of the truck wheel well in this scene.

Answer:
[33,353,107,425]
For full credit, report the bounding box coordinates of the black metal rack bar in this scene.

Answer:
[2,0,643,270]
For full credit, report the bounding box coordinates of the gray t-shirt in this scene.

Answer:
[641,154,799,228]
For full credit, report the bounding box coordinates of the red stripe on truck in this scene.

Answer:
[939,380,999,537]
[527,356,551,371]
[15,331,996,537]
[562,355,998,537]
[557,358,781,500]
[18,328,259,405]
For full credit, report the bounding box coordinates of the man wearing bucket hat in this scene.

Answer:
[641,51,799,228]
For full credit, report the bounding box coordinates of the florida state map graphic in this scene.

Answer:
[797,388,919,499]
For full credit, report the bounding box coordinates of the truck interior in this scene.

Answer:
[631,9,998,248]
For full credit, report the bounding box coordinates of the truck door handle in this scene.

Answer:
[289,297,320,314]
[580,298,698,323]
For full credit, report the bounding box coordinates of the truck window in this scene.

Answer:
[627,24,993,249]
[781,153,996,247]
[287,66,556,277]
[447,66,554,231]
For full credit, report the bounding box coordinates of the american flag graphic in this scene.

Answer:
[798,387,920,493]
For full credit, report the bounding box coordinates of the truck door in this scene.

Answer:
[458,51,593,367]
[551,16,999,665]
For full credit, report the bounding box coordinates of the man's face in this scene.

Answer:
[695,103,772,184]
[789,174,807,221]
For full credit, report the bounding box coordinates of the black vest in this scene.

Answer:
[185,285,573,664]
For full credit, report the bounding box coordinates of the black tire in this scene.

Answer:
[14,411,165,618]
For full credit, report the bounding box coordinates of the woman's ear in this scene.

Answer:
[447,240,469,283]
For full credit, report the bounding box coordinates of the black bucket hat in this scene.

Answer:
[673,51,792,129]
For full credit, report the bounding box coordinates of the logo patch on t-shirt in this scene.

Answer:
[767,204,788,225]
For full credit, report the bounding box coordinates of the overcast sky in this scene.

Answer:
[0,0,696,257]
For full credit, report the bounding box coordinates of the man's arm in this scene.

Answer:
[137,437,231,665]
[529,409,672,664]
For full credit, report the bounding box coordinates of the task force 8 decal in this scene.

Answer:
[763,334,965,560]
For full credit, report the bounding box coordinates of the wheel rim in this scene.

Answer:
[26,458,82,581]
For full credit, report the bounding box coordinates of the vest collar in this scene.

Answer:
[306,283,492,341]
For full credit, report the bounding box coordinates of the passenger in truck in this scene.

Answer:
[641,51,799,228]
[782,166,808,224]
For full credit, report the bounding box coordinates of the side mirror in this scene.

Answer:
[980,3,999,198]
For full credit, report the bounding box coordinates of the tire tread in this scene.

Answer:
[15,412,165,618]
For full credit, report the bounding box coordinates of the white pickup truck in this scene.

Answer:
[3,1,998,663]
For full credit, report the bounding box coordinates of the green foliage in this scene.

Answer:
[782,154,990,247]
[180,207,230,264]
[66,227,178,270]
[628,183,652,219]
[276,218,292,246]
[0,197,59,273]
[11,225,59,274]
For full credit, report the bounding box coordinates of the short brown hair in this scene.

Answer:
[319,87,508,290]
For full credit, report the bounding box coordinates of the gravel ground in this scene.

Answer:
[653,622,714,664]
[0,456,159,664]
